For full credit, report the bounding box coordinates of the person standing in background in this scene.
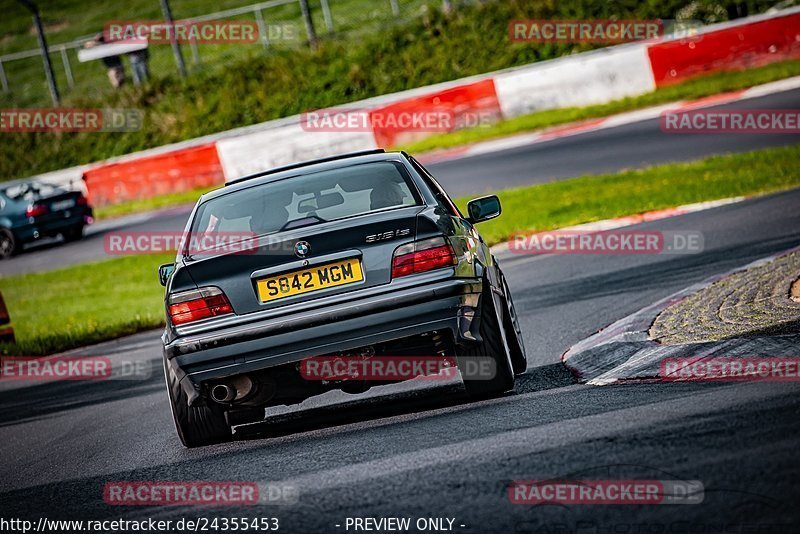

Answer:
[128,47,150,86]
[84,33,126,89]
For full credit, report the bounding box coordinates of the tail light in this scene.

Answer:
[76,194,89,206]
[25,204,48,218]
[168,287,233,326]
[391,237,457,279]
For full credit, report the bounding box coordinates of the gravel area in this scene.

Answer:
[650,251,800,344]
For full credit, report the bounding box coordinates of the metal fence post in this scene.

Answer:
[389,0,400,16]
[33,16,60,104]
[18,0,61,105]
[159,0,187,77]
[59,46,74,88]
[320,0,334,33]
[298,0,318,49]
[189,39,201,64]
[254,9,270,49]
[0,60,8,92]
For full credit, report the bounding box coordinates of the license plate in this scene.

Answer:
[256,258,363,303]
[51,199,75,211]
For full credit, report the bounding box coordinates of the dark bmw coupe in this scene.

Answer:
[159,149,527,446]
[0,180,93,258]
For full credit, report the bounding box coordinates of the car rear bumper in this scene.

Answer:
[164,275,483,405]
[15,209,91,241]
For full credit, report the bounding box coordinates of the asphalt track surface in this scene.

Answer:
[2,184,800,531]
[2,86,799,277]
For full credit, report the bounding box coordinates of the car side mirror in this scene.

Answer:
[466,195,501,223]
[158,263,176,287]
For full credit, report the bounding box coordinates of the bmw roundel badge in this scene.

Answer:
[294,240,311,258]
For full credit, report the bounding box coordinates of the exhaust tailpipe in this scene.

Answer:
[211,384,236,403]
[210,375,254,403]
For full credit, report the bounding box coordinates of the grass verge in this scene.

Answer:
[460,144,800,245]
[400,60,800,154]
[93,186,218,220]
[2,144,798,355]
[0,254,172,356]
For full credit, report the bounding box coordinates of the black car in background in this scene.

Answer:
[159,149,527,447]
[0,180,93,258]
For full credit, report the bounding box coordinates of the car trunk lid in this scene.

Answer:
[179,206,421,315]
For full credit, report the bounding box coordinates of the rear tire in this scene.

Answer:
[164,359,231,447]
[457,282,516,399]
[0,229,20,259]
[62,225,84,243]
[499,268,527,375]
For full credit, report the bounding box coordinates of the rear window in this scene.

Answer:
[191,161,420,236]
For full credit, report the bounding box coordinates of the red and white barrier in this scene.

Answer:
[84,143,224,206]
[368,79,502,147]
[647,10,800,86]
[216,119,378,180]
[494,44,656,118]
[26,7,800,205]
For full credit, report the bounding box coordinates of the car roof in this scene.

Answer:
[0,179,62,198]
[200,150,408,203]
[0,178,40,189]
